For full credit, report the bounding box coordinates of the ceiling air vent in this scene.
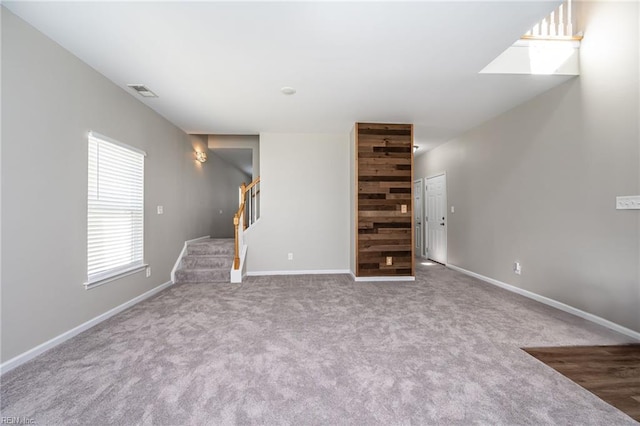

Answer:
[127,84,157,98]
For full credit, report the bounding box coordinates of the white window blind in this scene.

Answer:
[86,131,146,288]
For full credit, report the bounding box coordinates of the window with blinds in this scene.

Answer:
[86,131,146,288]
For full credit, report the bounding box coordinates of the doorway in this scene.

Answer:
[413,179,424,257]
[425,173,447,264]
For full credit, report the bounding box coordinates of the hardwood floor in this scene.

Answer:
[523,345,640,422]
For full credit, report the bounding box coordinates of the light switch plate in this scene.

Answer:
[616,195,640,210]
[401,204,407,213]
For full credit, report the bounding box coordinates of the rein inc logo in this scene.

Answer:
[1,418,36,425]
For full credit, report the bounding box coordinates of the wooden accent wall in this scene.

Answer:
[356,123,414,277]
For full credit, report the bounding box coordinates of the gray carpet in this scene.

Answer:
[1,263,637,425]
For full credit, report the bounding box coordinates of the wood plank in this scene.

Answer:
[359,151,413,159]
[357,122,412,131]
[358,199,408,206]
[358,138,413,147]
[359,157,412,166]
[359,244,412,252]
[358,169,412,177]
[386,194,412,200]
[359,210,411,218]
[355,122,414,279]
[523,345,640,422]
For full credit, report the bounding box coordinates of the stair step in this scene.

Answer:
[181,255,233,269]
[175,238,235,284]
[175,268,229,283]
[187,239,234,256]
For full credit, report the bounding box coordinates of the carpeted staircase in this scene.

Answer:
[174,238,234,283]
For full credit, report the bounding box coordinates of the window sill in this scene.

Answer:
[84,264,148,290]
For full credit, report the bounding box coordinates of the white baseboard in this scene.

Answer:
[447,263,640,341]
[0,280,173,375]
[171,235,210,282]
[247,269,351,277]
[350,272,415,282]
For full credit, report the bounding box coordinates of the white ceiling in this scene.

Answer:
[4,1,569,152]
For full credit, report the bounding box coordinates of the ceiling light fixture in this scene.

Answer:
[195,151,208,163]
[280,86,296,95]
[127,84,158,98]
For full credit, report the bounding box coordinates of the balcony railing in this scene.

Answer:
[523,0,581,40]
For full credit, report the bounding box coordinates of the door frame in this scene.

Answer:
[425,172,447,265]
[413,178,426,258]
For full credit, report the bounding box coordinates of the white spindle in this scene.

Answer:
[525,0,575,39]
[567,0,573,37]
[558,4,565,37]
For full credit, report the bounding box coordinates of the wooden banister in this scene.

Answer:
[233,176,260,270]
[245,177,260,193]
[233,201,245,269]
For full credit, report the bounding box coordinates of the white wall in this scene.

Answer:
[1,9,223,361]
[244,133,350,273]
[208,134,260,181]
[416,1,640,332]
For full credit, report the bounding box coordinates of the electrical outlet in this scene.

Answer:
[157,205,164,215]
[288,253,293,261]
[513,262,521,275]
[146,266,151,277]
[401,204,407,213]
[386,256,393,266]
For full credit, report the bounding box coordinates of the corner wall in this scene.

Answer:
[416,1,640,332]
[1,9,221,361]
[244,133,350,273]
[191,135,252,239]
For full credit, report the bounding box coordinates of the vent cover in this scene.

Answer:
[127,84,157,98]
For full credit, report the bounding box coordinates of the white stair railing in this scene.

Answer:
[524,0,578,39]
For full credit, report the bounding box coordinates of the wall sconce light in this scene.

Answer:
[413,145,419,153]
[195,151,208,163]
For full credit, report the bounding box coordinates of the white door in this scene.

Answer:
[426,174,447,264]
[414,179,423,257]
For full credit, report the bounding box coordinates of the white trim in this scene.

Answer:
[0,281,173,375]
[84,263,148,290]
[447,264,640,342]
[247,269,351,277]
[425,171,446,180]
[353,275,415,282]
[170,235,210,283]
[349,271,416,282]
[425,172,448,265]
[88,131,147,156]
